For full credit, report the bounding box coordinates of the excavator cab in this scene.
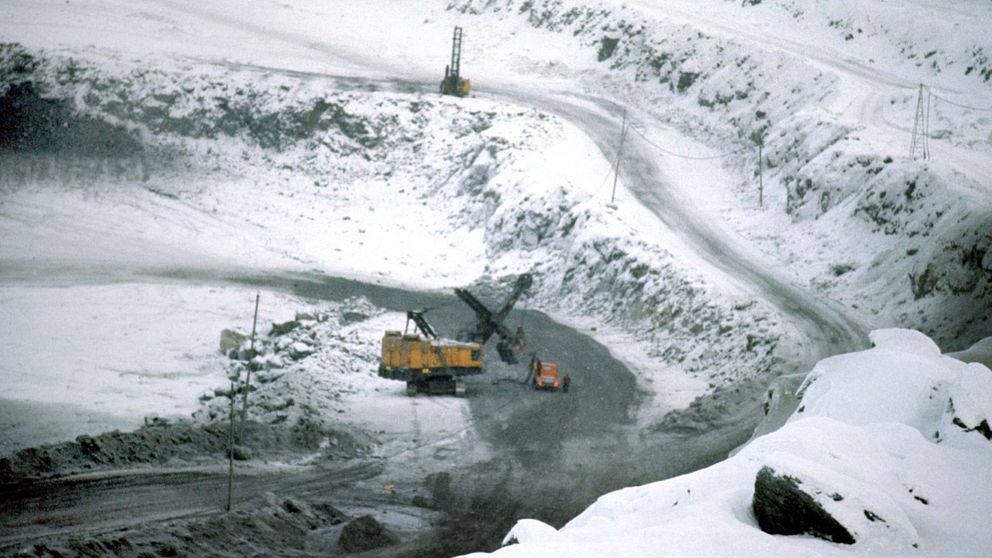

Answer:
[378,275,532,397]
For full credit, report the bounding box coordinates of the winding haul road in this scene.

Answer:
[489,85,867,367]
[0,1,878,555]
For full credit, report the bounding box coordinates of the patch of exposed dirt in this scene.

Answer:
[1,493,349,558]
[0,418,363,487]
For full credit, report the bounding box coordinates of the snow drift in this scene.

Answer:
[1,43,792,438]
[481,328,992,557]
[447,0,992,350]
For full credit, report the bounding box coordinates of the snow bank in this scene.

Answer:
[0,283,301,453]
[196,297,484,476]
[1,43,791,436]
[448,0,992,349]
[474,330,992,557]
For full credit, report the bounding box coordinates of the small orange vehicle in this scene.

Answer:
[531,356,561,392]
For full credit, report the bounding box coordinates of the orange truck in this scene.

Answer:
[530,356,561,392]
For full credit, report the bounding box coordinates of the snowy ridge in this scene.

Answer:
[447,0,992,349]
[2,44,791,428]
[479,329,992,557]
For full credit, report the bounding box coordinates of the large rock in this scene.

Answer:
[341,311,369,324]
[270,320,299,336]
[219,329,247,354]
[752,466,855,544]
[295,311,317,322]
[337,515,397,553]
[289,341,314,360]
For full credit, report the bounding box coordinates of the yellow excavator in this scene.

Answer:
[379,311,482,396]
[440,26,470,97]
[378,274,533,396]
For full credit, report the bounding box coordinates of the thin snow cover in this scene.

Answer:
[1,34,788,452]
[195,298,483,473]
[0,283,303,453]
[449,0,992,349]
[477,329,992,557]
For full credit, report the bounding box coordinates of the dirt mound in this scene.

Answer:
[0,418,361,486]
[337,515,398,553]
[3,494,349,558]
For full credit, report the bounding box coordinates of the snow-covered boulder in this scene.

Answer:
[219,328,247,353]
[502,519,559,547]
[270,319,299,336]
[792,328,963,437]
[288,341,314,360]
[752,465,854,544]
[250,352,285,371]
[754,444,920,551]
[939,363,992,442]
[469,330,992,557]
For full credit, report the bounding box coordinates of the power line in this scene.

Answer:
[628,125,748,160]
[929,91,992,112]
[589,163,615,199]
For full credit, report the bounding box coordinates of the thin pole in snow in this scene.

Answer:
[239,292,260,443]
[225,380,236,512]
[610,109,628,205]
[924,87,931,160]
[758,137,764,208]
[910,83,929,160]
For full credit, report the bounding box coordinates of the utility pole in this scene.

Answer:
[924,87,931,158]
[239,292,260,443]
[910,84,929,160]
[610,109,628,205]
[225,380,236,512]
[757,136,764,208]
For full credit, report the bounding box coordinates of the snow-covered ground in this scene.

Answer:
[1,0,990,554]
[482,330,992,557]
[0,282,301,453]
[449,0,992,349]
[0,35,785,450]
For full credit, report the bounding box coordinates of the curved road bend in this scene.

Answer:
[0,82,869,555]
[485,86,868,366]
[0,268,640,552]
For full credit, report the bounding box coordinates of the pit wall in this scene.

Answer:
[1,44,788,429]
[445,0,992,349]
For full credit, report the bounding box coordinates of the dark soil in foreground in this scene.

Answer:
[0,418,363,487]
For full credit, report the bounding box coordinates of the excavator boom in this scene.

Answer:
[455,274,532,364]
[406,311,438,339]
[493,273,533,325]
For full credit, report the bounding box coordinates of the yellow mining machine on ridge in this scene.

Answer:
[440,26,470,97]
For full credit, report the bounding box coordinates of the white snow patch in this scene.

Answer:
[0,283,301,451]
[471,331,992,557]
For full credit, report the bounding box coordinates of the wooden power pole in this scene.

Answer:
[610,109,628,205]
[758,137,764,208]
[239,292,260,442]
[910,84,929,160]
[225,380,236,511]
